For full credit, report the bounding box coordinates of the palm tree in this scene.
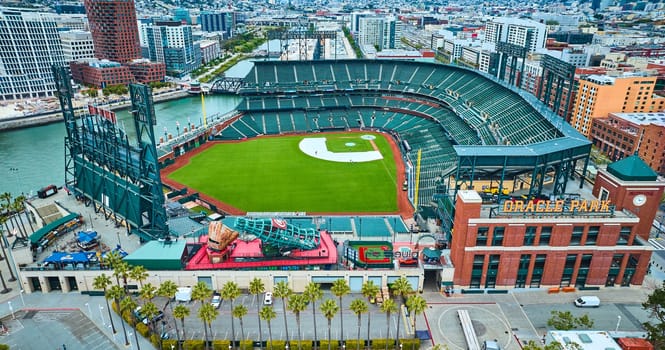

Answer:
[158,280,179,347]
[103,250,122,270]
[249,278,266,350]
[108,284,130,347]
[331,279,350,344]
[93,274,117,334]
[380,299,397,350]
[11,196,29,238]
[390,277,412,347]
[303,282,323,350]
[198,303,218,350]
[141,301,160,334]
[349,299,368,350]
[0,219,16,282]
[173,303,190,348]
[405,295,426,341]
[320,299,339,350]
[361,281,379,349]
[139,283,157,306]
[129,265,149,288]
[14,195,34,233]
[273,281,292,345]
[260,306,277,350]
[112,261,130,289]
[221,281,241,350]
[120,296,142,350]
[233,304,248,345]
[192,281,213,305]
[287,294,308,350]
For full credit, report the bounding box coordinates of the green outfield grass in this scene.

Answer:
[168,132,399,212]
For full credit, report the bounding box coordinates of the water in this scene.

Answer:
[0,93,241,197]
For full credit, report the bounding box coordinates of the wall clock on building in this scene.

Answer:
[633,194,647,207]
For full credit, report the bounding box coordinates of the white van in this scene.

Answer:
[574,296,600,308]
[481,340,501,350]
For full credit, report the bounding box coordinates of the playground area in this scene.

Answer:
[343,240,394,269]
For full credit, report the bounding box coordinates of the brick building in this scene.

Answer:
[126,60,166,84]
[84,0,141,63]
[449,156,663,289]
[69,60,135,88]
[590,112,665,175]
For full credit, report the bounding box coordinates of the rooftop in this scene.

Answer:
[611,112,665,128]
[607,154,658,182]
[547,330,620,350]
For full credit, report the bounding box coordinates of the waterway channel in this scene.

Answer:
[0,93,242,197]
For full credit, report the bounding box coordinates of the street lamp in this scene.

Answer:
[8,301,14,319]
[615,315,622,332]
[99,304,106,325]
[85,303,92,318]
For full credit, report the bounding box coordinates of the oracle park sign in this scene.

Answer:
[498,199,614,216]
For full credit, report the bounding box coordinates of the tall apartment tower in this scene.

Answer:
[484,17,547,52]
[357,16,401,51]
[570,74,665,136]
[0,8,65,101]
[84,0,141,63]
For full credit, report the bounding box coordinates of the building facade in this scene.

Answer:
[484,17,547,53]
[570,74,665,136]
[145,21,201,77]
[590,113,665,174]
[199,11,233,38]
[126,59,166,84]
[59,30,95,62]
[451,190,650,289]
[84,0,141,63]
[69,59,135,88]
[357,16,402,51]
[0,8,65,101]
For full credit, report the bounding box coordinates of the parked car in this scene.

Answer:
[264,292,273,305]
[211,293,222,309]
[574,296,600,308]
[133,306,165,324]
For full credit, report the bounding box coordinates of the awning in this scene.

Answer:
[29,213,80,244]
[44,252,94,264]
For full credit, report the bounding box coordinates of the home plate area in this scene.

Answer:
[299,136,383,162]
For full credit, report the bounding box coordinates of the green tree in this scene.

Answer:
[406,295,427,338]
[521,340,565,350]
[303,282,323,350]
[249,278,266,350]
[141,301,160,334]
[361,281,379,349]
[108,284,130,346]
[381,299,398,350]
[288,294,308,350]
[233,304,248,344]
[93,274,117,334]
[274,281,292,345]
[173,304,190,348]
[643,281,665,348]
[547,310,594,330]
[221,281,242,350]
[260,306,277,350]
[129,265,149,288]
[331,279,350,343]
[390,277,413,346]
[139,283,157,305]
[321,299,339,350]
[112,260,130,288]
[120,296,142,350]
[350,299,368,350]
[192,281,213,304]
[198,303,218,350]
[158,280,180,346]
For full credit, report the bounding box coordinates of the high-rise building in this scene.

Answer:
[199,11,234,38]
[59,30,95,62]
[357,16,401,51]
[145,21,201,77]
[84,0,141,63]
[484,17,547,53]
[0,8,65,101]
[570,74,665,136]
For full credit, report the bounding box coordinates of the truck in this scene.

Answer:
[175,287,192,302]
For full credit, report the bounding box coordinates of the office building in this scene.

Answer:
[84,0,141,63]
[199,11,234,38]
[484,17,547,53]
[145,21,201,77]
[69,59,135,88]
[173,8,191,25]
[590,112,665,174]
[126,59,166,84]
[0,8,65,101]
[59,30,95,62]
[357,16,402,51]
[570,74,665,136]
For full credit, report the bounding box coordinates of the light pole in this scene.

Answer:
[176,121,180,137]
[8,301,14,319]
[615,315,622,332]
[127,332,134,350]
[99,304,106,325]
[85,302,92,317]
